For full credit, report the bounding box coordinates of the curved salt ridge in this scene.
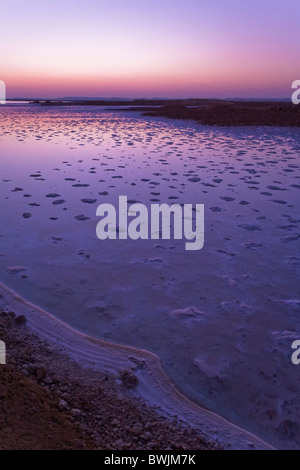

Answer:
[0,281,274,450]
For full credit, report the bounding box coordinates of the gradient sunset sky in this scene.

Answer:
[1,0,299,99]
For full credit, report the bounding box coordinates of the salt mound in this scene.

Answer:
[171,306,204,317]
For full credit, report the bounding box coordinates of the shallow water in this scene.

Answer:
[1,104,300,447]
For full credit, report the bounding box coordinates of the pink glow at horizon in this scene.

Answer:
[1,0,299,99]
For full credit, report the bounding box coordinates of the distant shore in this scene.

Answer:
[25,99,300,127]
[142,101,300,127]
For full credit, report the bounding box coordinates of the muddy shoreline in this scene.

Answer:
[142,102,300,127]
[0,281,274,450]
[32,99,300,127]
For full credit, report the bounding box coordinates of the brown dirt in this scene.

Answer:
[142,102,300,127]
[37,98,300,127]
[0,310,220,450]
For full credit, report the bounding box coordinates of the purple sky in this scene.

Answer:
[1,0,299,98]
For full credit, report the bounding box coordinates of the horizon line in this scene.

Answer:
[6,96,292,102]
